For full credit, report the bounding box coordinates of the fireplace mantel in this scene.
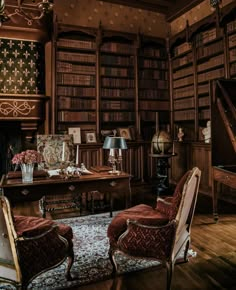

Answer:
[0,95,49,140]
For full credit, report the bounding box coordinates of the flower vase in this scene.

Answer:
[21,163,34,183]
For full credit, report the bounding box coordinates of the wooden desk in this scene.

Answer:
[0,171,131,217]
[212,165,236,222]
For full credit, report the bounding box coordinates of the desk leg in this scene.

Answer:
[212,179,218,223]
[110,193,113,218]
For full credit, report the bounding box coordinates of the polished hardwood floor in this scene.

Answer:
[13,185,236,290]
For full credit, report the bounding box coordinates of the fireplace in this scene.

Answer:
[0,96,48,177]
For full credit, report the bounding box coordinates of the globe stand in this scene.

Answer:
[150,131,176,196]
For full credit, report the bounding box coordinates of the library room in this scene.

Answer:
[0,0,235,289]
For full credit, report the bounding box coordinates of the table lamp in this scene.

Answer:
[103,136,127,174]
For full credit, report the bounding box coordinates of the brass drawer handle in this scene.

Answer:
[21,189,30,195]
[110,181,117,187]
[69,185,75,191]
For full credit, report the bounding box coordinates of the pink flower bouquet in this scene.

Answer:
[12,150,43,165]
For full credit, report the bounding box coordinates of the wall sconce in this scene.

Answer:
[103,136,127,174]
[0,0,53,26]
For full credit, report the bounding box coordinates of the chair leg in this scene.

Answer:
[108,247,118,276]
[65,246,74,281]
[183,240,190,262]
[166,261,174,290]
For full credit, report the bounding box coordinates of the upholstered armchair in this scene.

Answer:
[0,196,74,290]
[107,167,201,290]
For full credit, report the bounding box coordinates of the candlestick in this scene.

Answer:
[118,149,122,156]
[76,144,79,166]
[62,141,66,162]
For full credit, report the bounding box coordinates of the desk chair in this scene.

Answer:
[37,134,80,217]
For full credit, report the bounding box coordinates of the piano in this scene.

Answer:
[211,79,236,222]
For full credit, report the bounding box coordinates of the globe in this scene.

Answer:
[151,130,172,154]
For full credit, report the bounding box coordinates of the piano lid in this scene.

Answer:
[211,79,236,167]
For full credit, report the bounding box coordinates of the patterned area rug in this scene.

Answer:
[2,212,196,290]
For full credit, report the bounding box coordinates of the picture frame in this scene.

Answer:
[85,131,97,143]
[117,128,132,140]
[68,127,81,144]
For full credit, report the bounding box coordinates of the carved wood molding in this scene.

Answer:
[0,96,47,120]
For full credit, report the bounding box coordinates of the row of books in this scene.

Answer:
[174,97,194,110]
[173,66,193,80]
[174,109,195,121]
[139,69,167,80]
[58,96,96,110]
[101,66,133,77]
[57,38,96,50]
[57,61,96,75]
[141,47,166,58]
[58,111,96,122]
[197,54,224,72]
[198,96,210,107]
[101,78,134,87]
[139,59,167,69]
[173,42,192,57]
[101,42,134,54]
[57,73,96,86]
[229,48,236,62]
[230,62,236,75]
[101,88,134,98]
[57,86,96,97]
[173,84,194,99]
[195,28,217,47]
[199,108,210,120]
[139,79,168,90]
[139,89,169,99]
[196,40,223,59]
[139,100,169,111]
[197,67,224,83]
[102,112,135,122]
[227,20,236,33]
[172,52,193,69]
[57,51,96,63]
[173,75,194,89]
[228,34,236,48]
[101,55,134,66]
[101,100,134,110]
[140,111,161,121]
[198,83,209,95]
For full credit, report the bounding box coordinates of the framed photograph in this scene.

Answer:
[68,127,81,144]
[117,128,132,140]
[85,131,97,143]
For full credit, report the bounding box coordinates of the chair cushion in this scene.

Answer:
[14,215,73,242]
[107,204,169,246]
[156,170,191,220]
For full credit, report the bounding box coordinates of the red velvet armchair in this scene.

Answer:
[107,167,201,290]
[0,196,74,290]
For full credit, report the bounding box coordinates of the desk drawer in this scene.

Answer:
[213,169,236,188]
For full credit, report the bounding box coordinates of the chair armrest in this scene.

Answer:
[117,219,177,260]
[16,225,69,283]
[18,224,59,240]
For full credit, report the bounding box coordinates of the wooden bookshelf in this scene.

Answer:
[100,35,136,130]
[138,38,169,140]
[55,29,97,135]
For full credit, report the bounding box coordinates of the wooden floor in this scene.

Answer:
[13,186,236,290]
[71,213,236,290]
